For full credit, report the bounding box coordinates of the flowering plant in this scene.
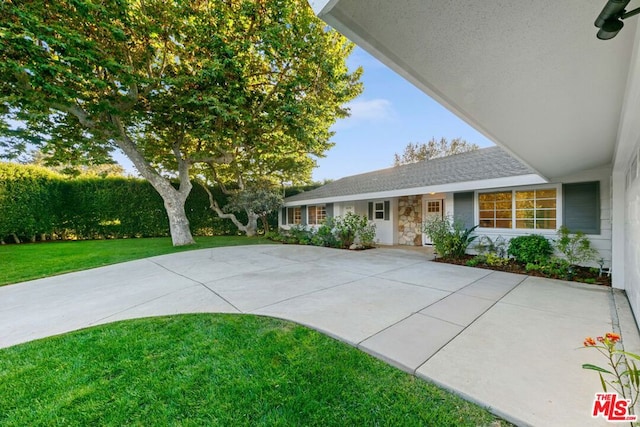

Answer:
[582,332,640,412]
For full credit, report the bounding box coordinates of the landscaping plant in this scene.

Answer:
[556,226,599,266]
[423,216,478,259]
[582,332,640,422]
[507,234,553,265]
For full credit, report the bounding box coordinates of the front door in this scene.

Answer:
[423,199,443,245]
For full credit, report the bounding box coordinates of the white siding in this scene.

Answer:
[624,145,640,319]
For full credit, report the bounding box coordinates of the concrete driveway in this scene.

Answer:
[1,244,637,426]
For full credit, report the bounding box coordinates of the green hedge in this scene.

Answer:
[0,163,241,242]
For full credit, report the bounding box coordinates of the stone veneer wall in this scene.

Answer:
[398,195,423,245]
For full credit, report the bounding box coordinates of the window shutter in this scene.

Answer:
[453,192,474,229]
[325,203,334,218]
[368,202,373,220]
[300,206,307,226]
[384,201,390,221]
[563,182,600,234]
[281,208,287,225]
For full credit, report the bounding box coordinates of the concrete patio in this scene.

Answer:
[1,244,637,426]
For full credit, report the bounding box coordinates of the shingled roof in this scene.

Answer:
[285,146,538,203]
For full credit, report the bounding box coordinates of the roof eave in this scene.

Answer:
[283,173,546,206]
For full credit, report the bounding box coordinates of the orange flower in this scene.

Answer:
[597,336,605,343]
[606,332,621,343]
[584,337,597,347]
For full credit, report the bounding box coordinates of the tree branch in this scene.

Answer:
[197,180,248,233]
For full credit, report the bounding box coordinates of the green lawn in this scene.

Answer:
[0,314,507,426]
[0,236,270,286]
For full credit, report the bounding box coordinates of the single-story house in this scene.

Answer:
[306,1,640,323]
[280,147,611,264]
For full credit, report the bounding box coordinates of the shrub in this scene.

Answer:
[507,234,552,265]
[474,235,508,258]
[332,212,376,248]
[423,216,478,259]
[311,218,341,248]
[525,257,571,278]
[555,226,599,266]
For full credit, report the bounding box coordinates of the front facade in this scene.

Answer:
[281,148,611,266]
[306,0,640,323]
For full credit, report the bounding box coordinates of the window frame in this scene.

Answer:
[286,207,302,225]
[475,184,562,232]
[307,204,326,225]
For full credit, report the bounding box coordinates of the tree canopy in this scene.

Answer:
[0,0,362,244]
[393,137,479,166]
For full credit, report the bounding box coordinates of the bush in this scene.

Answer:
[507,234,553,265]
[474,235,508,258]
[0,163,236,242]
[423,216,478,259]
[555,226,599,266]
[268,213,376,250]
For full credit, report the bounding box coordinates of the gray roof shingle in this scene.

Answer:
[285,146,536,203]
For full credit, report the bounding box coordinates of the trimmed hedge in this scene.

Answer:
[0,163,241,242]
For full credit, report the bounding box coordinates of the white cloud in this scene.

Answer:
[335,99,395,130]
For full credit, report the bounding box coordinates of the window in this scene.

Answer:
[515,189,557,230]
[374,202,385,219]
[478,187,558,230]
[369,201,390,220]
[479,191,513,228]
[287,207,301,225]
[307,205,326,225]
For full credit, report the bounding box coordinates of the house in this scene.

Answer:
[281,147,611,264]
[306,0,640,322]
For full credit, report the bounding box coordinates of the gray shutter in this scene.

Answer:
[281,208,287,225]
[368,202,373,220]
[325,203,334,218]
[563,182,600,234]
[384,200,390,221]
[300,206,307,226]
[453,192,475,230]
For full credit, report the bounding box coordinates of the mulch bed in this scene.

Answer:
[434,255,612,287]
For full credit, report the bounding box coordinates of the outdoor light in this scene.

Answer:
[595,0,640,40]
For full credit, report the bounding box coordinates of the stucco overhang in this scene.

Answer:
[310,0,639,180]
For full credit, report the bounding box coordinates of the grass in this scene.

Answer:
[0,236,270,286]
[0,314,507,426]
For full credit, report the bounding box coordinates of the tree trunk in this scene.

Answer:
[163,191,195,246]
[244,212,259,237]
[110,117,195,246]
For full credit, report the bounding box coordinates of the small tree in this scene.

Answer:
[555,226,599,266]
[201,183,282,236]
[393,137,479,166]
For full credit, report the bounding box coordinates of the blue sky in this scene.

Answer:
[313,46,494,182]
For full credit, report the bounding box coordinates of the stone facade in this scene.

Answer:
[398,195,423,245]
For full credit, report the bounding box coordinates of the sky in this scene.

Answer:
[114,46,495,181]
[310,46,495,182]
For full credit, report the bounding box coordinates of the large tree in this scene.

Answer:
[0,0,362,245]
[393,137,479,166]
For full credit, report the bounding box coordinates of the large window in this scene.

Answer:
[515,189,557,230]
[307,205,326,225]
[287,207,301,225]
[479,188,557,230]
[479,191,513,228]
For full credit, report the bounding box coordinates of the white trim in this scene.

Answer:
[283,174,546,207]
[474,183,562,233]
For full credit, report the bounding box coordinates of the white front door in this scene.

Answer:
[423,199,443,245]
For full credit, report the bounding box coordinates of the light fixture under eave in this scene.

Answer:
[595,0,640,40]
